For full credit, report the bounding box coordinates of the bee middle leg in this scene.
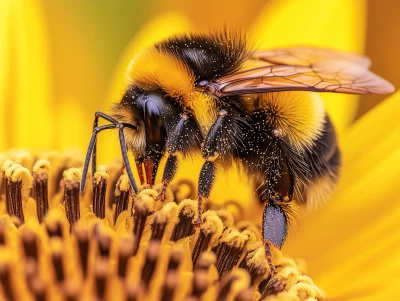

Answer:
[155,113,202,201]
[195,108,247,224]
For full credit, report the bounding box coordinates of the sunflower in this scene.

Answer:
[1,1,399,300]
[0,153,325,300]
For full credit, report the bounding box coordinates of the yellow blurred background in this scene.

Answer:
[1,0,398,154]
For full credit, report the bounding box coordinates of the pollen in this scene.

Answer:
[0,150,324,301]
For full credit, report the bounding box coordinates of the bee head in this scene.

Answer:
[112,87,180,185]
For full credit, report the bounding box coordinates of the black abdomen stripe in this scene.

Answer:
[303,113,340,180]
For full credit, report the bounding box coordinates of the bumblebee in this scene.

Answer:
[81,30,394,274]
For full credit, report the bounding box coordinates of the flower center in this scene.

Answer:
[0,151,325,300]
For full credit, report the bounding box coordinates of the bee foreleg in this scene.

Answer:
[155,154,178,201]
[195,108,244,224]
[81,111,139,194]
[81,123,116,192]
[91,112,120,183]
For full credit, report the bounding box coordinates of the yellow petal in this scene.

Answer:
[250,0,367,132]
[0,0,13,150]
[341,91,400,165]
[285,149,400,297]
[285,92,400,298]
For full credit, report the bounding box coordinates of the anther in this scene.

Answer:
[234,288,253,301]
[166,247,182,272]
[114,174,132,223]
[97,234,112,258]
[50,238,65,284]
[21,228,39,260]
[170,200,196,241]
[32,160,50,223]
[194,251,216,271]
[30,277,48,301]
[24,259,38,292]
[92,167,108,219]
[213,228,252,277]
[0,261,15,301]
[63,168,82,227]
[118,237,135,278]
[239,247,268,287]
[160,271,178,301]
[140,241,160,291]
[132,202,150,255]
[0,223,6,245]
[75,227,89,277]
[216,274,239,301]
[150,210,168,241]
[94,259,109,300]
[192,212,223,267]
[188,270,209,299]
[63,280,81,301]
[124,281,140,301]
[4,164,32,224]
[45,218,63,238]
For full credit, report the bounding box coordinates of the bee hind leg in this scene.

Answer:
[262,202,288,277]
[259,136,296,278]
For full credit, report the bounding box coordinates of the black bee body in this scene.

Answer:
[118,33,339,247]
[82,31,393,271]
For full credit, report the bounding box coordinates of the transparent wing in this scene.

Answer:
[206,60,394,97]
[252,47,371,68]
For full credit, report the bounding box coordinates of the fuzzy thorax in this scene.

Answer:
[125,47,218,137]
[126,48,194,101]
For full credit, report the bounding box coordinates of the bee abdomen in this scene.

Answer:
[300,114,341,207]
[304,114,340,180]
